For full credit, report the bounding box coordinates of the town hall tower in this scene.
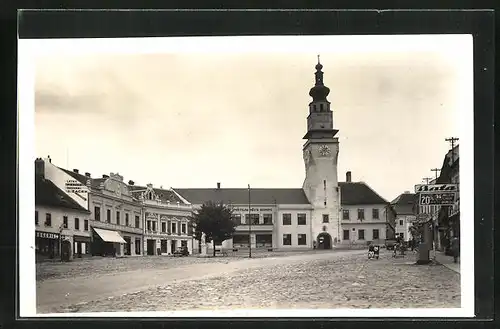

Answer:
[302,57,341,248]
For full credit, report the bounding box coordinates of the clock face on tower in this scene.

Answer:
[319,145,331,157]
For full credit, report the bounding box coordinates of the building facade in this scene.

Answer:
[390,191,417,242]
[35,161,91,262]
[434,145,460,252]
[172,61,389,251]
[129,183,194,256]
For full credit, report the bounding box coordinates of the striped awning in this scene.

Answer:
[93,228,126,244]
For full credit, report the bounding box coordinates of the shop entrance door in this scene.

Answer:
[147,239,155,255]
[124,236,131,255]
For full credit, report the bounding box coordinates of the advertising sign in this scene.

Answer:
[414,184,458,193]
[65,179,89,194]
[419,192,456,206]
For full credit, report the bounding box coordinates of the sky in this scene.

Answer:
[33,35,471,202]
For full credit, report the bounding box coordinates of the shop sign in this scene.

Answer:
[232,207,274,212]
[414,184,458,193]
[418,192,456,206]
[36,231,60,240]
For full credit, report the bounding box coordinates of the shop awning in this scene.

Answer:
[93,228,126,244]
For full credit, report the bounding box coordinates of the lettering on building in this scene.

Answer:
[36,231,60,240]
[65,179,88,194]
[414,184,458,193]
[232,207,274,212]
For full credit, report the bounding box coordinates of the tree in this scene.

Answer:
[189,201,237,257]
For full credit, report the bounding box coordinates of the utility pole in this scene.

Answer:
[430,168,441,180]
[445,137,459,164]
[422,177,433,184]
[248,184,252,258]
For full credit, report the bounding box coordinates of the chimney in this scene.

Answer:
[73,169,79,174]
[85,172,91,177]
[35,158,45,178]
[128,180,135,186]
[346,171,352,183]
[217,182,221,189]
[404,191,410,194]
[102,174,109,179]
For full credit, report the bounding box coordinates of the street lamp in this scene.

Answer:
[248,184,252,258]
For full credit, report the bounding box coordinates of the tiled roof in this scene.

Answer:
[174,183,388,206]
[59,168,104,190]
[129,185,185,204]
[172,188,310,205]
[35,176,90,213]
[339,182,388,205]
[390,192,417,215]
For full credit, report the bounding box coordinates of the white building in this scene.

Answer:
[173,61,389,251]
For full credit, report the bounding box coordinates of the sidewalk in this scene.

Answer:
[433,251,460,274]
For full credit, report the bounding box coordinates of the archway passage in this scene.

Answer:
[317,232,332,250]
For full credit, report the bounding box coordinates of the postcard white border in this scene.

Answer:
[18,35,474,318]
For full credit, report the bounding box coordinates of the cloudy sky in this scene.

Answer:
[33,35,471,201]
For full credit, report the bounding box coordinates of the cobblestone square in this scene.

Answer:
[36,250,460,313]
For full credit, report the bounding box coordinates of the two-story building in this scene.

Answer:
[390,191,417,242]
[35,159,91,262]
[339,172,390,245]
[129,182,194,255]
[173,185,314,251]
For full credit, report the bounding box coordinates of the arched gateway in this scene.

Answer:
[316,232,332,250]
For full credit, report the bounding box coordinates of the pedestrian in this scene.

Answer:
[451,237,460,263]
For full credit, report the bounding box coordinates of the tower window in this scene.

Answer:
[320,103,324,112]
[323,180,326,189]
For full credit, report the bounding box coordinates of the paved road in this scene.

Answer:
[36,250,460,313]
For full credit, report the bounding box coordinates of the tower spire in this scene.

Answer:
[303,57,338,140]
[309,56,329,101]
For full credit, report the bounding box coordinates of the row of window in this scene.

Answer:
[231,213,274,225]
[282,233,308,246]
[342,228,380,240]
[232,213,309,226]
[146,220,188,235]
[35,211,89,231]
[342,208,380,220]
[94,206,141,228]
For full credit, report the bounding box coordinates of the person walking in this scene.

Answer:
[451,236,460,263]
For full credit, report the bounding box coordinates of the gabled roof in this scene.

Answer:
[129,185,185,204]
[339,182,388,205]
[35,176,90,213]
[390,192,416,215]
[172,188,310,205]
